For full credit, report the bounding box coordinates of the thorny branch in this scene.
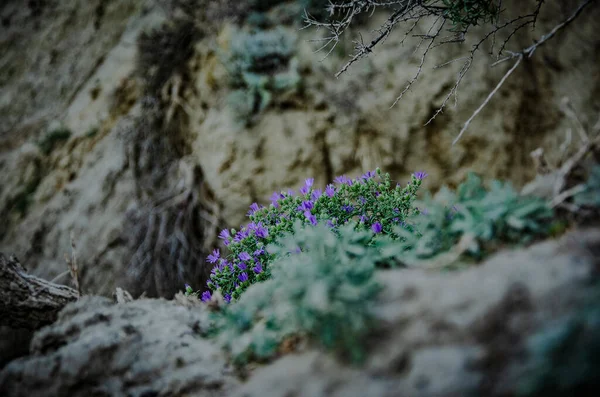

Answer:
[304,0,597,144]
[452,0,595,144]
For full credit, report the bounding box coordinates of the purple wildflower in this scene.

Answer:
[185,283,191,290]
[238,272,249,282]
[255,224,268,238]
[311,189,322,201]
[359,214,368,223]
[270,191,284,207]
[254,247,265,257]
[304,210,318,226]
[237,262,247,271]
[207,249,220,264]
[413,171,428,180]
[233,229,249,242]
[359,196,367,204]
[239,252,252,261]
[325,184,335,197]
[371,222,383,234]
[247,202,261,216]
[341,204,354,213]
[300,178,313,195]
[287,189,295,196]
[201,290,212,302]
[218,229,230,246]
[334,175,350,185]
[253,263,263,274]
[362,170,376,180]
[326,219,335,228]
[224,294,232,303]
[298,200,314,211]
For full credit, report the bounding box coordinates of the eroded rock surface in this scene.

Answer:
[0,296,239,397]
[233,228,600,397]
[2,228,598,397]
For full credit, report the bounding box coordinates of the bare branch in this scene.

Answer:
[391,17,445,107]
[304,0,594,144]
[523,0,594,58]
[453,0,595,144]
[64,232,81,297]
[334,1,418,78]
[452,56,522,145]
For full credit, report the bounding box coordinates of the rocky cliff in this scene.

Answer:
[2,228,599,396]
[1,0,599,299]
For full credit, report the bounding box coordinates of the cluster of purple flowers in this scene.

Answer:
[197,169,428,303]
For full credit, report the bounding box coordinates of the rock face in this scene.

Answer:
[0,296,239,397]
[1,0,599,298]
[2,228,598,397]
[0,0,169,295]
[190,0,600,225]
[0,0,149,147]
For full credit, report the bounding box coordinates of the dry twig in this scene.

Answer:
[304,0,596,143]
[64,231,81,297]
[449,0,596,144]
[1,254,78,330]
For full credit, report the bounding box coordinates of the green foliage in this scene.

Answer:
[205,169,423,302]
[212,221,381,365]
[37,126,71,155]
[384,173,554,266]
[431,0,500,31]
[227,27,295,79]
[574,165,600,207]
[224,27,300,123]
[196,171,563,369]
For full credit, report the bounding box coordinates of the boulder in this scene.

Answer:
[2,228,598,396]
